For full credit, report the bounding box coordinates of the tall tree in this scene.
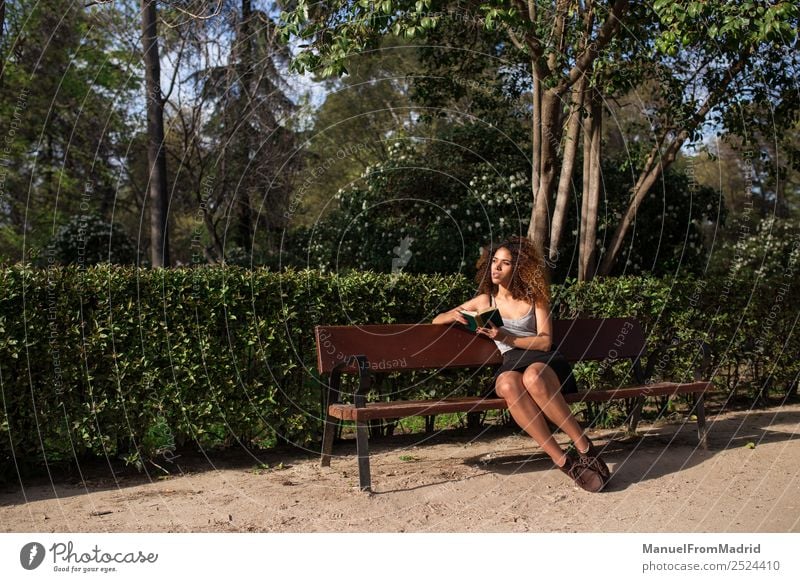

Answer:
[141,0,170,267]
[281,0,630,253]
[578,87,601,280]
[0,0,137,262]
[295,36,422,226]
[596,1,798,274]
[159,1,299,264]
[280,0,798,278]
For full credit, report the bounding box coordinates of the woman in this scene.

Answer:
[432,236,610,492]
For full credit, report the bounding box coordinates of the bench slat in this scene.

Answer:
[328,381,712,421]
[316,324,502,374]
[329,397,508,421]
[315,318,647,375]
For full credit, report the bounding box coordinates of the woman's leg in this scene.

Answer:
[521,363,590,452]
[497,369,607,492]
[494,371,568,466]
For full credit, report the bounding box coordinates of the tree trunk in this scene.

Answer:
[579,89,602,281]
[527,65,541,242]
[516,0,627,256]
[235,0,254,253]
[0,0,5,82]
[531,88,563,250]
[549,76,586,261]
[141,0,170,267]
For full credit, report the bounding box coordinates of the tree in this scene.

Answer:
[281,1,630,251]
[293,36,423,226]
[279,1,798,278]
[165,0,300,264]
[0,0,137,262]
[141,0,170,267]
[597,1,799,274]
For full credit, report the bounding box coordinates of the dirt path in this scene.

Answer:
[2,404,799,532]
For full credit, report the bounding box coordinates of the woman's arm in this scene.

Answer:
[432,294,488,325]
[476,301,553,351]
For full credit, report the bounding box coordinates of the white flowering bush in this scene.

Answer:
[295,134,721,279]
[305,127,534,274]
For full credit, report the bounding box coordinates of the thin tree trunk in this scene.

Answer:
[0,1,5,82]
[550,76,586,261]
[531,89,563,250]
[579,89,602,281]
[527,66,541,242]
[236,0,254,253]
[141,0,170,267]
[579,103,591,279]
[514,0,627,254]
[203,212,224,263]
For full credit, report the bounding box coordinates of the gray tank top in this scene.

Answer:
[490,294,537,354]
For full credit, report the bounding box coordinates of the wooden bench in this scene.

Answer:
[315,318,712,491]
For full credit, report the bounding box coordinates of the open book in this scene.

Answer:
[458,307,504,332]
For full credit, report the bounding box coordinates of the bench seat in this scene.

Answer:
[328,381,712,422]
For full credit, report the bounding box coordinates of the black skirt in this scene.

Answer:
[489,348,578,396]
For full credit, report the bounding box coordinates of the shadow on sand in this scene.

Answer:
[465,407,800,492]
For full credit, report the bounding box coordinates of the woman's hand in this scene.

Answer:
[432,294,490,325]
[476,322,512,344]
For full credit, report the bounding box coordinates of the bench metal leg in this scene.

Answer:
[320,414,336,467]
[626,396,645,434]
[321,367,344,468]
[355,420,372,492]
[694,393,708,449]
[351,354,372,492]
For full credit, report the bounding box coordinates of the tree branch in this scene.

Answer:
[505,24,526,52]
[547,0,570,73]
[599,51,751,274]
[161,34,186,104]
[556,0,629,97]
[511,0,543,56]
[171,0,222,20]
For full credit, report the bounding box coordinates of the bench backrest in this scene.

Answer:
[315,318,646,374]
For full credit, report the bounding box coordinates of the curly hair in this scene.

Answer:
[475,236,551,304]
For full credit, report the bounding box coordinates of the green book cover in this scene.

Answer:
[459,308,504,332]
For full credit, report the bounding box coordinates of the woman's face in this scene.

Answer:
[490,247,514,287]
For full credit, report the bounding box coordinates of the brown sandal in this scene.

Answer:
[558,451,605,492]
[577,437,610,482]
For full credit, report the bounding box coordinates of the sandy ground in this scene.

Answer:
[2,403,799,533]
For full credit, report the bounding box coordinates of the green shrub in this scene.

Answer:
[1,265,797,477]
[0,266,472,477]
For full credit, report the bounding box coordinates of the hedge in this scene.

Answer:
[1,265,797,477]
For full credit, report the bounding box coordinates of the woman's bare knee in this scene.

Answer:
[495,372,525,401]
[522,364,552,397]
[496,380,524,401]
